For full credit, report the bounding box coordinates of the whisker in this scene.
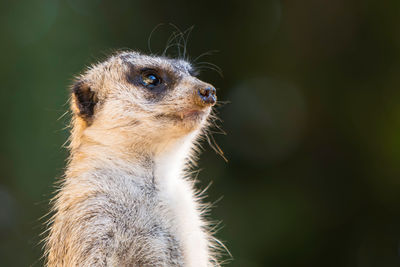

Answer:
[204,129,228,162]
[193,50,219,63]
[196,61,223,74]
[196,64,224,77]
[147,23,165,55]
[163,31,181,56]
[182,26,194,60]
[168,24,184,58]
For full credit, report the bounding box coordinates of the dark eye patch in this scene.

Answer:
[125,64,177,97]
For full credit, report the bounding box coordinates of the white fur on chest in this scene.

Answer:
[154,135,209,267]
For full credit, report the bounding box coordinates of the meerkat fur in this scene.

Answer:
[44,51,225,266]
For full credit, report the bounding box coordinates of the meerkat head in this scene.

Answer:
[70,51,217,154]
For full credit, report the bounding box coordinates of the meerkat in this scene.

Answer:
[44,51,224,267]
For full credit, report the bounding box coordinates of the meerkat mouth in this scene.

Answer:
[155,108,208,122]
[173,110,206,122]
[179,109,205,120]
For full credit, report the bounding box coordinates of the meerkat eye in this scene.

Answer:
[141,72,162,87]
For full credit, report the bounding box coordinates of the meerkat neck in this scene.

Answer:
[67,126,198,182]
[153,132,198,182]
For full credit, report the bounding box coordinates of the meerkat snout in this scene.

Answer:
[197,86,217,106]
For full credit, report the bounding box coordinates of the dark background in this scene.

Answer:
[1,0,400,266]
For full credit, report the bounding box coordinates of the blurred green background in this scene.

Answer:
[1,0,400,266]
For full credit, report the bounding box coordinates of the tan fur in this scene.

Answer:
[44,51,224,266]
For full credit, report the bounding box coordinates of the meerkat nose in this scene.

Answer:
[197,86,217,106]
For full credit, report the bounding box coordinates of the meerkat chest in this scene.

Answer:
[156,172,209,267]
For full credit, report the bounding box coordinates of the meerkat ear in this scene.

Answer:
[71,80,97,120]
